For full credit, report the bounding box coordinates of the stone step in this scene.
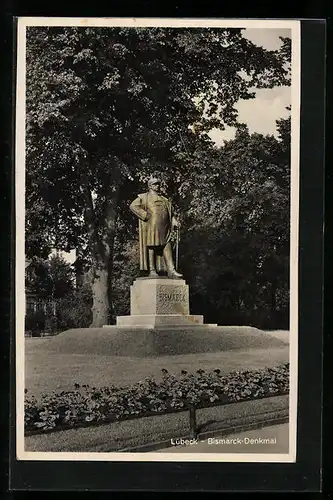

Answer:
[115,314,205,327]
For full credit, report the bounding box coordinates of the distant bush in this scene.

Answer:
[25,309,46,336]
[25,363,289,433]
[55,283,92,330]
[25,284,93,335]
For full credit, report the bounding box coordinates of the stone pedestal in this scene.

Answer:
[115,277,205,327]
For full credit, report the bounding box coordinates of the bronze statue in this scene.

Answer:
[130,177,183,278]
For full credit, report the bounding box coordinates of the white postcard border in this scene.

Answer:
[15,17,301,463]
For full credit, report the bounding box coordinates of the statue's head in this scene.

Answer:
[148,176,161,192]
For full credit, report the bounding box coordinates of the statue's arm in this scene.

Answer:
[130,197,148,222]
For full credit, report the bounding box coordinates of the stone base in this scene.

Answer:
[130,277,190,315]
[115,314,205,327]
[112,276,218,328]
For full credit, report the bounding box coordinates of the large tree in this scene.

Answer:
[26,254,75,300]
[26,26,290,326]
[178,115,291,327]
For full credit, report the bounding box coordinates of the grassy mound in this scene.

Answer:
[28,325,288,357]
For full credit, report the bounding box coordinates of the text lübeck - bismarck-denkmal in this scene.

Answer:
[170,437,277,446]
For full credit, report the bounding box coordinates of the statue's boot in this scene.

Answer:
[163,243,183,279]
[148,248,158,278]
[168,269,183,279]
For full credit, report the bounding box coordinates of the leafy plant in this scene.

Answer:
[25,363,289,433]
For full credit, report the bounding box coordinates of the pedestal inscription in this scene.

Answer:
[130,278,189,316]
[156,284,189,314]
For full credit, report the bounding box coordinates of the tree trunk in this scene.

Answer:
[90,262,110,327]
[88,198,118,328]
[89,219,117,327]
[80,164,120,328]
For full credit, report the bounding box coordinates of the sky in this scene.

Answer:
[50,248,77,265]
[208,28,292,146]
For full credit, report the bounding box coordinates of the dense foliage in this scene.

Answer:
[55,282,93,330]
[179,119,291,328]
[26,26,291,328]
[26,254,75,299]
[25,256,92,334]
[25,363,289,433]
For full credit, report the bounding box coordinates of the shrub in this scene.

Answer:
[25,309,46,336]
[25,363,289,433]
[55,282,93,330]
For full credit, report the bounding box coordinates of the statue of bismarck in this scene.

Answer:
[129,177,183,279]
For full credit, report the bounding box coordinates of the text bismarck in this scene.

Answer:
[158,292,187,302]
[207,437,277,445]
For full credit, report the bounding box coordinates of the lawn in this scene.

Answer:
[25,328,289,398]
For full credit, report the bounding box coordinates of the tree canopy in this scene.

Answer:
[26,254,75,300]
[177,117,290,327]
[25,26,291,327]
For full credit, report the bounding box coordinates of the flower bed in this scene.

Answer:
[25,363,289,434]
